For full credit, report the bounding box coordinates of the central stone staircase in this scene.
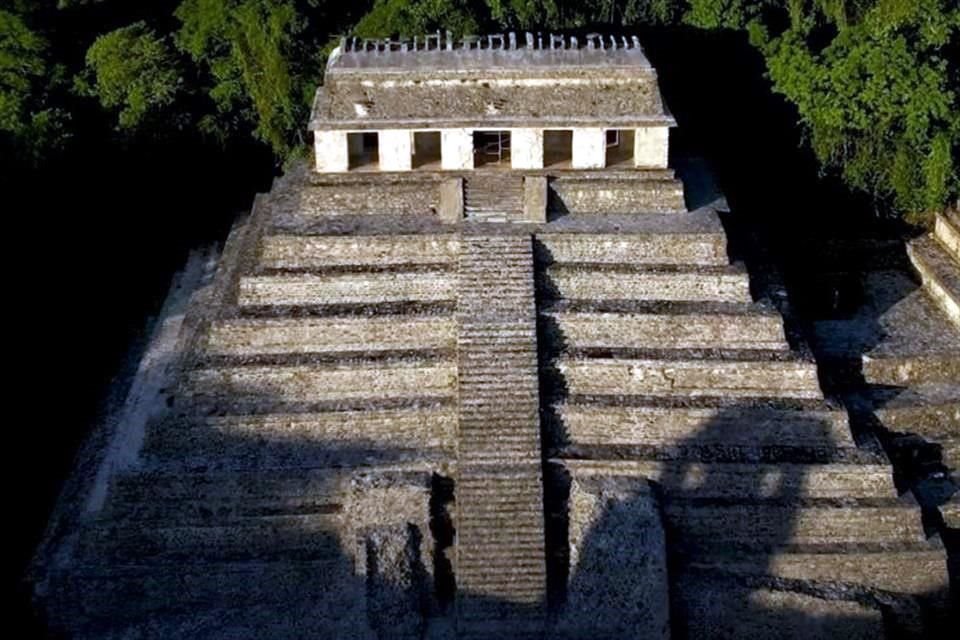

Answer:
[454,231,547,639]
[464,174,524,222]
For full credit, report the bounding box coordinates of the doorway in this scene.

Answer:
[473,130,511,167]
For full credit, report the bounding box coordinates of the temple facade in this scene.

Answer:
[31,33,953,640]
[311,33,673,173]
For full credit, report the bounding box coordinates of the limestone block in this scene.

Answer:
[544,266,752,303]
[675,574,885,640]
[258,234,460,270]
[511,128,544,170]
[571,128,606,169]
[522,175,547,223]
[557,357,824,399]
[536,232,727,266]
[205,317,457,356]
[315,130,349,172]
[361,525,428,639]
[548,310,787,350]
[634,127,669,168]
[378,129,413,171]
[560,477,669,639]
[934,209,960,262]
[440,128,473,170]
[549,176,687,214]
[438,178,463,223]
[238,271,457,306]
[186,362,458,403]
[556,404,854,450]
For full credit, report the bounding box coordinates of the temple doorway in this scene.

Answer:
[413,131,442,169]
[605,129,635,168]
[348,132,379,170]
[544,129,573,168]
[473,130,511,167]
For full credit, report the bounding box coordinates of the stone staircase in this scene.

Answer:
[455,232,547,638]
[464,174,524,222]
[812,209,960,544]
[908,209,960,327]
[538,209,948,637]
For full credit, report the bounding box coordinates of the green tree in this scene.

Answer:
[353,0,481,38]
[0,5,68,161]
[175,0,323,156]
[735,0,960,219]
[76,21,182,130]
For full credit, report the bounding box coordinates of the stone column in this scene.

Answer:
[634,127,669,168]
[314,130,349,173]
[379,129,413,171]
[511,128,544,170]
[571,128,606,169]
[441,129,474,170]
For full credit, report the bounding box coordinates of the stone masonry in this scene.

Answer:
[31,35,952,639]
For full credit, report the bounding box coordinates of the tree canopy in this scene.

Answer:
[2,0,957,220]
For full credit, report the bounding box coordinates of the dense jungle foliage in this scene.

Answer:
[2,0,958,220]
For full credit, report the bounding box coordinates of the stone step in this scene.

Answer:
[552,402,852,450]
[542,263,752,303]
[941,438,960,470]
[457,619,544,640]
[686,548,948,596]
[537,230,727,269]
[204,315,456,356]
[58,558,360,623]
[675,575,886,640]
[866,383,960,434]
[78,513,343,564]
[101,469,350,521]
[561,460,895,500]
[814,271,960,385]
[556,356,824,399]
[941,494,960,529]
[143,406,458,468]
[257,233,459,270]
[664,502,928,551]
[907,234,960,326]
[238,270,456,307]
[862,350,960,387]
[184,361,457,403]
[934,208,960,263]
[545,308,788,351]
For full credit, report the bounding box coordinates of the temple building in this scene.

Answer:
[32,33,953,640]
[311,33,671,173]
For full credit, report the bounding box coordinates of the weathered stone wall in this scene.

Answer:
[556,474,669,639]
[271,174,446,219]
[549,173,686,214]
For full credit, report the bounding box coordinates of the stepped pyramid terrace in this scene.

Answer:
[32,33,955,639]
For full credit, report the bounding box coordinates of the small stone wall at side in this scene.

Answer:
[549,173,686,215]
[271,173,451,221]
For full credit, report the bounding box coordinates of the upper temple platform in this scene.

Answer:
[310,32,675,132]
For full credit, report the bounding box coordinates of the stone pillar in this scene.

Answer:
[571,128,606,169]
[438,177,464,223]
[511,128,544,170]
[441,128,474,170]
[634,127,669,168]
[522,176,547,223]
[314,130,349,173]
[379,129,412,171]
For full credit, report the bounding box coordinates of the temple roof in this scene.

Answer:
[309,33,676,131]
